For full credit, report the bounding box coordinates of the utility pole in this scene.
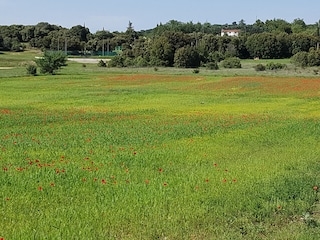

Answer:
[64,37,67,54]
[317,20,320,51]
[102,38,105,56]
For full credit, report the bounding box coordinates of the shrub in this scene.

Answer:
[206,61,219,70]
[291,51,309,67]
[266,62,286,70]
[254,64,266,71]
[35,51,67,74]
[109,55,126,67]
[193,69,200,74]
[97,60,106,67]
[222,57,241,68]
[208,51,224,62]
[26,64,37,75]
[133,56,149,67]
[174,46,201,68]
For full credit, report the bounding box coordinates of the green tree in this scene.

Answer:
[174,46,200,68]
[36,51,67,74]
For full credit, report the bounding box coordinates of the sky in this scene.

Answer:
[1,0,320,33]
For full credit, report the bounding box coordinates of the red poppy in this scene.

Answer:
[38,186,43,191]
[163,182,168,187]
[195,186,199,190]
[101,179,106,184]
[213,163,218,167]
[232,179,237,183]
[205,179,209,183]
[5,197,10,201]
[82,178,87,182]
[277,205,282,209]
[145,179,149,184]
[313,186,318,191]
[93,178,98,182]
[159,168,163,173]
[3,167,8,171]
[222,178,227,183]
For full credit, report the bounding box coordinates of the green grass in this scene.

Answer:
[1,51,320,239]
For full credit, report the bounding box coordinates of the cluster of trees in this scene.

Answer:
[1,19,320,68]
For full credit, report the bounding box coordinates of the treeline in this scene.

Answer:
[1,19,320,67]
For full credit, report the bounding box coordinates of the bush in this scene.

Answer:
[266,62,286,70]
[109,55,126,67]
[206,61,219,70]
[97,60,106,67]
[222,57,241,68]
[174,46,201,68]
[26,64,37,75]
[291,51,309,67]
[193,69,200,74]
[208,51,224,62]
[35,51,67,74]
[133,56,149,67]
[254,64,266,71]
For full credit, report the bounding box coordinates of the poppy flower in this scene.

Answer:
[38,186,43,191]
[101,179,106,184]
[163,182,168,187]
[205,179,209,183]
[159,168,163,173]
[222,178,227,183]
[50,182,55,187]
[313,186,318,191]
[145,179,149,184]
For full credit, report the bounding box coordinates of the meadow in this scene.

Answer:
[1,51,320,239]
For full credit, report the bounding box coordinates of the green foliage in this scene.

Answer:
[26,64,37,75]
[35,51,67,74]
[222,57,242,68]
[174,46,200,68]
[254,63,266,71]
[266,62,287,70]
[206,61,219,70]
[108,55,126,67]
[97,59,107,67]
[192,68,200,73]
[291,48,320,67]
[291,51,309,67]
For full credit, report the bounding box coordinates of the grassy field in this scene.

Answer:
[1,51,320,239]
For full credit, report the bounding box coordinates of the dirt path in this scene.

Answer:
[0,67,14,69]
[67,58,110,64]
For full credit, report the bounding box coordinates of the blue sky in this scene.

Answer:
[1,0,319,32]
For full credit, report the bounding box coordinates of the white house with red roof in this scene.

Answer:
[221,29,241,37]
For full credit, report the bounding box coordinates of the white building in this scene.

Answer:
[221,29,241,37]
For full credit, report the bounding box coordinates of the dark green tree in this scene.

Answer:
[174,46,200,68]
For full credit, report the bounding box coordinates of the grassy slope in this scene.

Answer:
[0,51,320,239]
